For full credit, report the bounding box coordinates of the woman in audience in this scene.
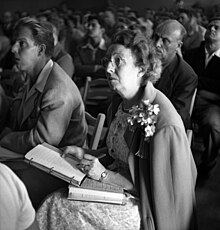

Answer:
[37,30,197,230]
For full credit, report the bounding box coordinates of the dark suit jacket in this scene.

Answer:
[0,85,9,131]
[184,41,220,95]
[108,87,197,230]
[52,42,75,78]
[155,54,198,129]
[0,61,87,154]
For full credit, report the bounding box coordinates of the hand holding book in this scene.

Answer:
[62,145,107,181]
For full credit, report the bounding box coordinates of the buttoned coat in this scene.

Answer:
[107,86,197,230]
[0,62,87,154]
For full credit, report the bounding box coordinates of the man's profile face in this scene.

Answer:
[205,20,220,43]
[153,23,181,63]
[11,26,40,74]
[87,19,103,38]
[178,13,190,29]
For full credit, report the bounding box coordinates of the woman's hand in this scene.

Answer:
[62,145,86,160]
[62,146,106,180]
[79,154,106,181]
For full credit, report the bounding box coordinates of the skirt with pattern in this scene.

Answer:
[37,188,141,230]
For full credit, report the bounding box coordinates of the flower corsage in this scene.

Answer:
[127,99,160,142]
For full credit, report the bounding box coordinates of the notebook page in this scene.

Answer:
[25,144,85,182]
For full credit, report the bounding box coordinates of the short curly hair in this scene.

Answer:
[13,16,54,57]
[111,29,162,84]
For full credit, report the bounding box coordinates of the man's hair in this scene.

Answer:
[87,14,105,28]
[156,19,187,41]
[13,16,54,57]
[208,15,220,23]
[178,8,197,19]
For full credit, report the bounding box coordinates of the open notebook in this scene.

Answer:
[68,177,126,205]
[25,143,86,186]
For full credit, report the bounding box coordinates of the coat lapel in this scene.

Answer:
[19,60,54,127]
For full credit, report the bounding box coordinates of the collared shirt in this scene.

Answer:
[80,38,107,63]
[205,47,220,67]
[81,37,107,51]
[25,59,53,101]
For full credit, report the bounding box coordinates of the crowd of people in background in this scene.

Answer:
[0,0,220,229]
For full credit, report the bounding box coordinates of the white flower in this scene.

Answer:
[127,100,160,141]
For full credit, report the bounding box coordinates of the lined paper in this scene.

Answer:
[25,143,85,183]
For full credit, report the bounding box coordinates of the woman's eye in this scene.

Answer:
[114,56,122,67]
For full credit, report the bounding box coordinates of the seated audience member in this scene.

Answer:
[37,30,197,230]
[184,16,220,177]
[46,14,75,78]
[0,84,9,130]
[0,34,11,67]
[178,8,206,54]
[0,17,87,154]
[102,8,117,38]
[153,19,198,129]
[0,163,39,230]
[0,11,14,40]
[73,14,109,87]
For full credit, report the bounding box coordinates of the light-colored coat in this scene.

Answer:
[108,85,197,230]
[0,62,87,154]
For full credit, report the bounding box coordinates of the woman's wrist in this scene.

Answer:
[99,169,109,182]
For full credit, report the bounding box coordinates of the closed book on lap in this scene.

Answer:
[68,177,126,205]
[24,143,86,186]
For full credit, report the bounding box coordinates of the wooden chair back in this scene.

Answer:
[187,88,197,146]
[82,76,112,105]
[85,112,106,150]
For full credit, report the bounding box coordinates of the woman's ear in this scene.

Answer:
[138,66,146,78]
[101,27,105,35]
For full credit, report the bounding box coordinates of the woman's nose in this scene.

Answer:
[11,42,18,54]
[106,61,115,73]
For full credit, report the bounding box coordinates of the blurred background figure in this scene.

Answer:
[102,8,117,39]
[73,14,110,87]
[0,163,39,230]
[46,13,75,79]
[178,8,206,55]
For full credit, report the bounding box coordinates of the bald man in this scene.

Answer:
[153,19,198,129]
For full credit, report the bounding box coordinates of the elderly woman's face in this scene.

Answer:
[11,26,40,74]
[103,44,143,97]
